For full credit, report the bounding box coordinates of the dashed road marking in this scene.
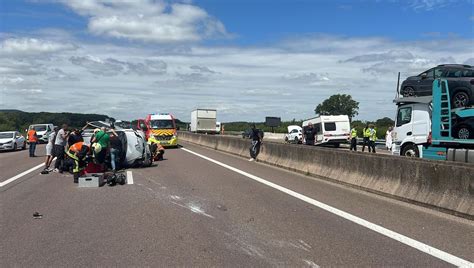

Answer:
[181,147,473,267]
[126,171,134,184]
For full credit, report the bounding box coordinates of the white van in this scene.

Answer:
[302,115,350,147]
[28,123,55,143]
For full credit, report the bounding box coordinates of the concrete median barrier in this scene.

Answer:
[179,132,474,217]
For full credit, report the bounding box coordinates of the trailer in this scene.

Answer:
[302,115,350,147]
[190,109,217,133]
[392,79,474,163]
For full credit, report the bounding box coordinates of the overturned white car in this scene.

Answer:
[83,121,152,168]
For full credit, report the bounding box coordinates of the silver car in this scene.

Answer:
[0,131,27,151]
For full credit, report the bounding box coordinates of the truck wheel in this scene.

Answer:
[402,87,415,97]
[401,144,419,157]
[452,91,469,108]
[456,126,472,139]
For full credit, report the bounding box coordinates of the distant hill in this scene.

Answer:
[0,110,113,133]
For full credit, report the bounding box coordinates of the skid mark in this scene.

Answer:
[171,201,215,219]
[303,259,320,268]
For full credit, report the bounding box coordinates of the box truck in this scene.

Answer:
[190,109,217,133]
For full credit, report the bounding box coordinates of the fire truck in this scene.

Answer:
[137,113,178,148]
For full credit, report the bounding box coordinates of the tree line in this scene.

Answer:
[0,110,112,134]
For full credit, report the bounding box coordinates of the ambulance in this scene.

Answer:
[138,113,178,147]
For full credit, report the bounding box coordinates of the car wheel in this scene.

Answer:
[402,86,416,97]
[456,125,472,139]
[401,143,419,157]
[452,91,469,108]
[22,142,26,150]
[294,137,299,143]
[13,143,17,151]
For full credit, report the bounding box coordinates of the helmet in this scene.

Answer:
[94,128,101,133]
[92,143,102,153]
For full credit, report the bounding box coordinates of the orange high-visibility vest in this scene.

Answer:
[69,142,87,153]
[27,129,38,142]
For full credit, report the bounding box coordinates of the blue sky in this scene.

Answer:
[1,0,473,121]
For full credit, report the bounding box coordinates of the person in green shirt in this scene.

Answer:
[91,127,110,168]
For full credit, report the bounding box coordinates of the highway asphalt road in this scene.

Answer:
[1,142,473,267]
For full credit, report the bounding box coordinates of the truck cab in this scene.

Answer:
[138,113,178,148]
[392,97,431,157]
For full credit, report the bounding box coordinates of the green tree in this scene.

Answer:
[315,94,359,120]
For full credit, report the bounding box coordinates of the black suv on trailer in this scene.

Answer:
[401,64,474,108]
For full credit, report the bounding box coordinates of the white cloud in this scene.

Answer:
[409,0,451,11]
[2,34,473,121]
[69,55,167,76]
[0,38,76,56]
[60,0,229,43]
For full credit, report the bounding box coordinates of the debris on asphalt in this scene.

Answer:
[33,212,43,219]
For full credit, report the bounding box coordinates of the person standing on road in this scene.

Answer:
[369,124,377,153]
[109,128,123,171]
[53,124,70,173]
[249,124,262,162]
[43,126,58,172]
[385,126,393,151]
[362,123,371,153]
[350,126,358,151]
[304,122,316,146]
[27,128,38,157]
[91,127,110,171]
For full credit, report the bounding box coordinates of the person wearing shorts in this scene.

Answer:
[44,127,58,172]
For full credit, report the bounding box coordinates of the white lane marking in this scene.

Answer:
[181,147,473,267]
[0,162,45,187]
[126,171,134,185]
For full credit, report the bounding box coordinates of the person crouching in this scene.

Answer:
[66,141,90,183]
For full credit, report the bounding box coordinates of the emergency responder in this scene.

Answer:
[362,123,371,152]
[148,136,165,161]
[304,122,316,146]
[66,141,90,183]
[350,126,358,151]
[369,124,377,153]
[27,128,38,157]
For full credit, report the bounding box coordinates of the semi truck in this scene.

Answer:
[137,113,178,147]
[190,109,217,134]
[392,79,474,163]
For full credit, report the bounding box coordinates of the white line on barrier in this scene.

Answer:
[180,147,473,267]
[0,162,45,187]
[126,171,134,185]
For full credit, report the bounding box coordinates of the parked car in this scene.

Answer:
[242,129,264,139]
[452,115,474,139]
[400,64,474,108]
[242,129,252,139]
[27,124,54,143]
[285,125,303,144]
[0,131,26,151]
